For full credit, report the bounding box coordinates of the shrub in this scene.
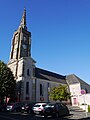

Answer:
[88,105,90,112]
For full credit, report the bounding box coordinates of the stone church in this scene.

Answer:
[7,9,90,105]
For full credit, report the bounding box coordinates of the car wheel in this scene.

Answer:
[66,110,69,115]
[2,108,4,112]
[13,109,17,112]
[28,110,31,114]
[56,112,59,118]
[44,115,47,118]
[21,110,24,113]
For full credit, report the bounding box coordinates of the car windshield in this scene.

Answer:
[34,105,41,107]
[42,105,47,107]
[23,103,28,106]
[46,103,54,107]
[7,103,14,106]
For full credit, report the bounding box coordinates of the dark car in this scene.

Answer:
[21,103,35,114]
[43,102,69,118]
[0,103,7,112]
[6,102,23,112]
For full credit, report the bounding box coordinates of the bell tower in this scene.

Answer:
[8,8,36,102]
[10,8,31,60]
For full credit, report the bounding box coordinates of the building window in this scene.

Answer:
[26,82,29,95]
[85,88,88,93]
[72,88,75,94]
[40,84,43,96]
[27,69,30,76]
[48,83,50,92]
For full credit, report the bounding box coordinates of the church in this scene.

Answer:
[7,9,90,106]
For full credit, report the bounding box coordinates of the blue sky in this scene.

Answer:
[0,0,90,84]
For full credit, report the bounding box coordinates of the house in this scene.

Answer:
[66,74,90,106]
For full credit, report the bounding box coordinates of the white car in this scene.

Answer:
[32,103,47,115]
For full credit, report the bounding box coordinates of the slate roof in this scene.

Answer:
[35,67,67,84]
[66,74,89,86]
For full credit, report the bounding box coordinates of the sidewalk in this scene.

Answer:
[66,105,90,120]
[87,112,90,117]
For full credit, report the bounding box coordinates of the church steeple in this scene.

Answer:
[9,8,31,60]
[20,8,27,30]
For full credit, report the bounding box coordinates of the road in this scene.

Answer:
[0,106,90,120]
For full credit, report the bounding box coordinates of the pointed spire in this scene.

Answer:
[20,8,27,30]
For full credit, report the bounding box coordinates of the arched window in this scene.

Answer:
[26,82,29,95]
[40,84,43,96]
[27,69,30,76]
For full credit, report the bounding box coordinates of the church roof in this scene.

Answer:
[35,67,67,84]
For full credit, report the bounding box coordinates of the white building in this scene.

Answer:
[66,74,90,106]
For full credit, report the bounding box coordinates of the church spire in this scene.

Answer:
[20,8,27,30]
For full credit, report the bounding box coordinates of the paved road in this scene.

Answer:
[0,106,90,120]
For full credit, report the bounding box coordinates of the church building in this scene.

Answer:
[7,8,67,103]
[8,9,90,106]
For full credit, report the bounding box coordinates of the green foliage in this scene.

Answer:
[0,60,16,102]
[88,105,90,112]
[49,84,71,102]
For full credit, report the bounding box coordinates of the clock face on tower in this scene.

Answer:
[22,44,27,49]
[24,36,27,42]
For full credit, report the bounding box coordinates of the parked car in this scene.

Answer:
[43,102,69,118]
[0,103,7,112]
[6,102,23,112]
[32,103,47,115]
[21,103,35,113]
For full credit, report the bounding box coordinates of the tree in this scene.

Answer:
[49,84,71,102]
[0,60,16,103]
